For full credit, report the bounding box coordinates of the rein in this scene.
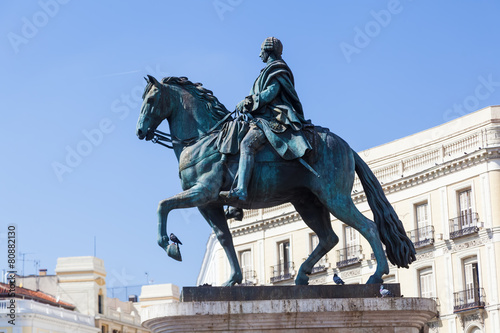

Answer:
[151,110,236,149]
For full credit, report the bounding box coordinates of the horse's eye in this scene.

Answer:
[148,97,155,104]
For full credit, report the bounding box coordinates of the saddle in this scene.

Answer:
[178,119,330,173]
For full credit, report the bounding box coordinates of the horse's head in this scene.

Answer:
[137,75,231,148]
[136,75,169,141]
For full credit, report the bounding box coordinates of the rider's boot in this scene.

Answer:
[225,206,244,221]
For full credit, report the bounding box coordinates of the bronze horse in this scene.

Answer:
[136,75,416,286]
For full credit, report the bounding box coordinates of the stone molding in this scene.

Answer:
[415,251,435,261]
[143,298,437,333]
[353,147,499,204]
[443,236,491,254]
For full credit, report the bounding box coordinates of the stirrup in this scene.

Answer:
[219,188,247,201]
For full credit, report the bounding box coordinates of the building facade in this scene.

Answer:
[198,106,500,333]
[6,257,150,333]
[0,282,98,333]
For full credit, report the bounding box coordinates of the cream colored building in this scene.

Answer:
[55,256,149,333]
[11,257,150,333]
[136,284,180,310]
[198,105,500,333]
[0,282,98,333]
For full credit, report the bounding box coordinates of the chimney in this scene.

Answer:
[39,269,47,276]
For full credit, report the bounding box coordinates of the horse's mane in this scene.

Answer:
[162,76,230,122]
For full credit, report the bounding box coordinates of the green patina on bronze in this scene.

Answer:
[135,37,416,286]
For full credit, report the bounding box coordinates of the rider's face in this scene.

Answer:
[259,49,270,63]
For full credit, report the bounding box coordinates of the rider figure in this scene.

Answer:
[220,37,312,201]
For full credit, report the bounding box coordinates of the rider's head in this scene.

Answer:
[260,37,282,62]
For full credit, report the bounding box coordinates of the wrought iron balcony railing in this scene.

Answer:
[407,225,435,248]
[240,269,257,286]
[370,249,388,261]
[311,256,328,274]
[270,261,295,283]
[453,287,485,313]
[336,245,362,268]
[449,213,480,239]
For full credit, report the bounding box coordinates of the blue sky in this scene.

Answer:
[1,1,499,293]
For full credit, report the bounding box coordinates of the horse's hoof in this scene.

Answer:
[295,275,309,285]
[366,275,384,284]
[221,278,242,287]
[221,272,242,286]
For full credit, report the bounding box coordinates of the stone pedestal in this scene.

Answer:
[142,285,437,333]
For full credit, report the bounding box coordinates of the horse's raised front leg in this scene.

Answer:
[292,196,339,285]
[198,205,242,286]
[157,184,218,251]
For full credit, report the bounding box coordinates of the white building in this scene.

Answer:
[198,105,500,333]
[0,282,98,333]
[8,256,151,333]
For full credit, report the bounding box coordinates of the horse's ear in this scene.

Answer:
[147,75,160,87]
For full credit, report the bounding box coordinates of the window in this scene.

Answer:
[344,226,359,248]
[454,256,485,312]
[418,267,435,298]
[415,203,430,240]
[464,257,480,303]
[271,240,293,282]
[278,240,291,275]
[458,189,473,228]
[337,226,362,267]
[239,250,254,282]
[310,234,327,273]
[310,234,319,253]
[344,226,360,259]
[98,292,104,314]
[409,202,435,247]
[450,188,480,238]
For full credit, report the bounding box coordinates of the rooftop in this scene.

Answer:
[0,282,75,310]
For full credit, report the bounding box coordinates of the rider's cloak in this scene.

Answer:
[249,59,312,160]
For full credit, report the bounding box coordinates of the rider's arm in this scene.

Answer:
[249,79,280,112]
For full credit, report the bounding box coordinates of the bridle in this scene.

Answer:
[151,110,235,149]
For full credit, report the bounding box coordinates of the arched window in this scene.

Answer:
[467,325,482,333]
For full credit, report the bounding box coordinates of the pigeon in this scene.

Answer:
[170,233,182,245]
[333,273,345,285]
[380,285,394,297]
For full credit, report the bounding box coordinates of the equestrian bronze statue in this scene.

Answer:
[135,37,416,286]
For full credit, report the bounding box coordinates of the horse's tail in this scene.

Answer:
[353,150,416,268]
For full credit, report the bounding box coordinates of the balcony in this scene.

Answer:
[449,213,480,239]
[241,269,257,286]
[270,261,295,283]
[407,226,435,249]
[311,256,328,274]
[336,245,363,268]
[453,287,485,313]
